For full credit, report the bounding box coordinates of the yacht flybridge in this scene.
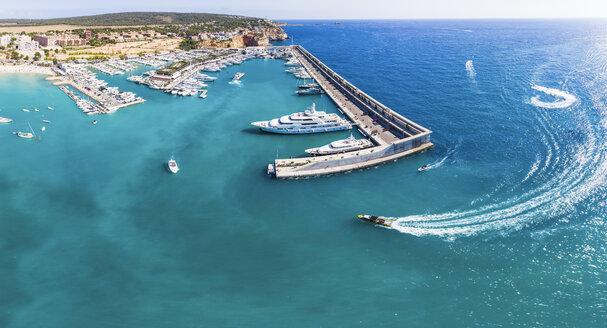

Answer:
[251,103,352,134]
[305,134,373,155]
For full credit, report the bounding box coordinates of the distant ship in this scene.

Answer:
[232,72,245,81]
[251,103,351,134]
[168,159,179,174]
[357,215,395,227]
[305,134,373,155]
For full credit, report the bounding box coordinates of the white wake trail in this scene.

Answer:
[530,84,577,109]
[466,60,476,79]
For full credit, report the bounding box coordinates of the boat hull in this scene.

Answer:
[357,215,394,227]
[252,122,352,134]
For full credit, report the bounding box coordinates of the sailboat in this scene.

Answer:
[17,121,36,139]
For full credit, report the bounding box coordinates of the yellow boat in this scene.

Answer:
[357,215,395,227]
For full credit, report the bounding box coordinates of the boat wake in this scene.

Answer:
[371,78,606,239]
[465,60,476,79]
[530,84,577,109]
[424,139,461,170]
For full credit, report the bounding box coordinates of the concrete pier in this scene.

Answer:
[271,46,433,179]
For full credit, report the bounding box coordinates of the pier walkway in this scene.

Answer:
[270,46,433,179]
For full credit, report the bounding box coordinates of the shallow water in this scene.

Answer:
[1,19,606,326]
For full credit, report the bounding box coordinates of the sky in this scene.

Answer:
[1,0,607,20]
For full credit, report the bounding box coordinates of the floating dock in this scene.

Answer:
[270,46,433,179]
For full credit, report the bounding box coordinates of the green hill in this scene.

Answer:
[0,12,264,26]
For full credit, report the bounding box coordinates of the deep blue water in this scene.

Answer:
[1,19,606,326]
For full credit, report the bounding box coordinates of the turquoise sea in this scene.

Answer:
[1,20,606,326]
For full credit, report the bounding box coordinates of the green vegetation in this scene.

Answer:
[156,61,188,76]
[0,12,259,27]
[178,39,199,51]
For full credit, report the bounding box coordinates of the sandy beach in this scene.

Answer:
[0,64,55,75]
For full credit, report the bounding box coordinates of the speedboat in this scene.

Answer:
[17,131,34,138]
[48,106,54,110]
[418,165,430,172]
[305,134,373,155]
[0,117,12,123]
[357,215,395,227]
[251,103,352,134]
[296,87,324,95]
[232,72,245,81]
[22,109,30,112]
[298,83,319,89]
[42,120,51,124]
[93,120,98,125]
[168,159,179,174]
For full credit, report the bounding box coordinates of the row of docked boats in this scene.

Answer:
[252,103,373,155]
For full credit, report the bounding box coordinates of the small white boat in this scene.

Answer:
[418,165,429,172]
[305,134,373,155]
[42,120,51,124]
[17,131,34,138]
[168,159,179,174]
[0,116,12,123]
[199,90,208,99]
[34,109,39,112]
[93,120,98,125]
[41,126,46,132]
[22,109,30,112]
[48,106,54,110]
[232,72,245,81]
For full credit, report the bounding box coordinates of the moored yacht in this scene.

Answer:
[296,87,324,95]
[305,134,373,155]
[0,116,12,123]
[17,131,34,138]
[251,103,352,134]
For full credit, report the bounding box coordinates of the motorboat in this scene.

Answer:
[232,72,245,81]
[0,117,12,123]
[17,131,34,138]
[298,83,319,89]
[199,90,208,99]
[42,120,51,124]
[305,134,373,155]
[296,87,324,95]
[22,109,30,112]
[168,159,179,174]
[48,106,54,110]
[418,165,430,172]
[357,215,395,227]
[251,103,351,134]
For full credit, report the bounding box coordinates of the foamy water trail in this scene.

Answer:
[370,62,607,238]
[530,84,577,109]
[425,139,461,170]
[466,60,476,79]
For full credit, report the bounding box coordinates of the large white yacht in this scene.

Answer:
[305,134,373,155]
[0,116,12,123]
[251,103,352,134]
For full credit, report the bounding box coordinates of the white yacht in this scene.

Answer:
[168,159,179,174]
[232,72,245,81]
[0,117,12,123]
[251,103,352,134]
[305,134,373,155]
[296,87,323,95]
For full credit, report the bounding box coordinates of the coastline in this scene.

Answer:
[0,64,55,76]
